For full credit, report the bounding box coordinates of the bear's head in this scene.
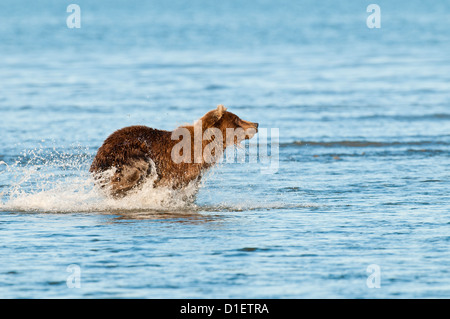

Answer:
[199,105,259,148]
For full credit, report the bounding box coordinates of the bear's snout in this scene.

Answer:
[246,121,258,134]
[242,121,258,140]
[240,119,258,131]
[248,122,258,135]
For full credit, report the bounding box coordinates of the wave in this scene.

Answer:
[357,113,450,120]
[284,140,450,148]
[324,113,450,121]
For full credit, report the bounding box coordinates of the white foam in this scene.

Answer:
[0,147,199,213]
[1,174,200,213]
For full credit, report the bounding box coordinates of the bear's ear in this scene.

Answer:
[216,104,227,119]
[198,104,228,130]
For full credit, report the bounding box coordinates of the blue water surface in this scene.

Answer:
[0,0,449,298]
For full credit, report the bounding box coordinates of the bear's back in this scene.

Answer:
[90,125,169,173]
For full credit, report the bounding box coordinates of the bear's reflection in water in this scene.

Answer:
[107,209,224,224]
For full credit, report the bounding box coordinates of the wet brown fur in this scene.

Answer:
[90,105,258,197]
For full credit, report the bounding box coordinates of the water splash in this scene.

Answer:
[0,144,315,214]
[0,145,199,213]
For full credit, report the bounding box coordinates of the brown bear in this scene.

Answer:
[90,105,258,197]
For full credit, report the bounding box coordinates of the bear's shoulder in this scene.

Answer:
[102,125,169,144]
